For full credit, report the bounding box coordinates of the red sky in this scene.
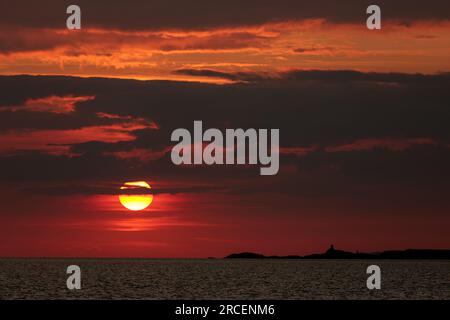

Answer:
[1,0,450,257]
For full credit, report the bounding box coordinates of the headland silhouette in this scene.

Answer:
[225,245,450,260]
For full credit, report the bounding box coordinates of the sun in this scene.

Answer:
[119,181,153,211]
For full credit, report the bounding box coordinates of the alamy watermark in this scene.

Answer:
[66,265,81,290]
[66,5,81,30]
[171,121,279,176]
[366,265,381,289]
[366,5,381,30]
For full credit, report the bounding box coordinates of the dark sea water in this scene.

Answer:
[0,259,449,299]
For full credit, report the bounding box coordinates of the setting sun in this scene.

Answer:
[119,181,153,211]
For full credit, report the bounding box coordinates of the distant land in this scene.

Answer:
[225,245,450,260]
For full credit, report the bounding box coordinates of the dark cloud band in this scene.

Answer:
[1,0,449,30]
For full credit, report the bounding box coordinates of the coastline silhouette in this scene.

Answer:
[225,245,450,260]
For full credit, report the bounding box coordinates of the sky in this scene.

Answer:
[0,0,449,257]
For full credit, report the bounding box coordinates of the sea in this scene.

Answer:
[1,259,449,299]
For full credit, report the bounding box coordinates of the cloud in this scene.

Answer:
[324,137,438,152]
[0,27,270,54]
[173,69,269,82]
[0,72,448,197]
[178,68,450,84]
[103,147,170,162]
[0,95,95,114]
[19,183,226,197]
[1,20,449,77]
[0,122,155,155]
[1,0,449,31]
[0,90,159,155]
[293,46,335,54]
[280,138,439,155]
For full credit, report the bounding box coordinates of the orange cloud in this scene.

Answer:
[1,20,449,80]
